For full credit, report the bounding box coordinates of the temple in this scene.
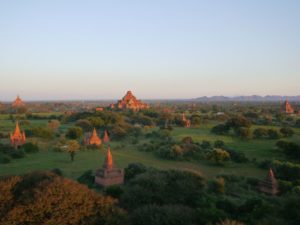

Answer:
[182,114,191,128]
[282,99,294,114]
[12,95,25,107]
[95,146,124,187]
[110,90,150,111]
[84,128,102,146]
[10,121,26,149]
[103,130,110,143]
[258,168,279,196]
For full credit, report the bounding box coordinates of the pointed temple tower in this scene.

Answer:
[12,95,25,107]
[95,146,124,187]
[85,128,102,146]
[10,121,26,149]
[258,168,279,196]
[182,113,191,128]
[103,130,110,143]
[281,99,294,114]
[110,90,150,111]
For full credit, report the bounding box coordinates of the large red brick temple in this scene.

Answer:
[95,146,124,187]
[12,95,25,107]
[10,121,26,148]
[258,168,278,196]
[282,99,294,114]
[84,128,102,146]
[110,90,149,111]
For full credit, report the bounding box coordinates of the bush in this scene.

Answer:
[105,185,124,199]
[22,143,39,153]
[212,124,229,135]
[77,170,95,188]
[0,154,11,164]
[125,163,147,181]
[214,140,225,148]
[9,150,26,159]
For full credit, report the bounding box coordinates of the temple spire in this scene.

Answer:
[103,146,113,170]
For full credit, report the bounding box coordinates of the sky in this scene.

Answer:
[0,0,299,100]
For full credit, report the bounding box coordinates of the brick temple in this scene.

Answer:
[103,130,110,143]
[110,90,149,111]
[84,128,102,146]
[182,113,191,128]
[282,99,294,114]
[95,146,124,187]
[258,168,278,196]
[10,121,26,149]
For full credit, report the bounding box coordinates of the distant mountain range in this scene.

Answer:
[193,95,300,102]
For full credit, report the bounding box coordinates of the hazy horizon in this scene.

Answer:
[1,0,299,100]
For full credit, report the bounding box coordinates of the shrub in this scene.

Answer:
[0,154,11,164]
[9,150,26,159]
[22,142,39,153]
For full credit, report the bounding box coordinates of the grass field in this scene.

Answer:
[1,116,300,180]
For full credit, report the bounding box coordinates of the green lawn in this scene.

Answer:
[1,117,299,181]
[0,146,265,180]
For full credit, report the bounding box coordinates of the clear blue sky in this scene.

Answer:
[0,0,299,100]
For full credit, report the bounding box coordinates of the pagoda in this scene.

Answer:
[84,128,102,146]
[110,90,150,111]
[182,114,191,128]
[258,168,279,196]
[281,99,294,114]
[10,121,26,149]
[103,130,110,143]
[95,146,124,187]
[12,95,25,107]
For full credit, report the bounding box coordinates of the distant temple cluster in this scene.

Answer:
[84,129,110,146]
[12,95,25,108]
[258,168,278,196]
[110,91,149,111]
[10,122,26,149]
[95,146,124,187]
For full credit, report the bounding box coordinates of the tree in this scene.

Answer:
[280,127,294,137]
[211,124,230,135]
[0,172,127,225]
[48,119,61,131]
[207,149,230,165]
[191,115,201,126]
[235,127,251,140]
[66,140,80,162]
[66,127,83,139]
[267,129,282,139]
[76,119,92,131]
[253,128,268,139]
[125,163,147,181]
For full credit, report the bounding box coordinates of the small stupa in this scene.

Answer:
[103,130,110,143]
[95,146,124,187]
